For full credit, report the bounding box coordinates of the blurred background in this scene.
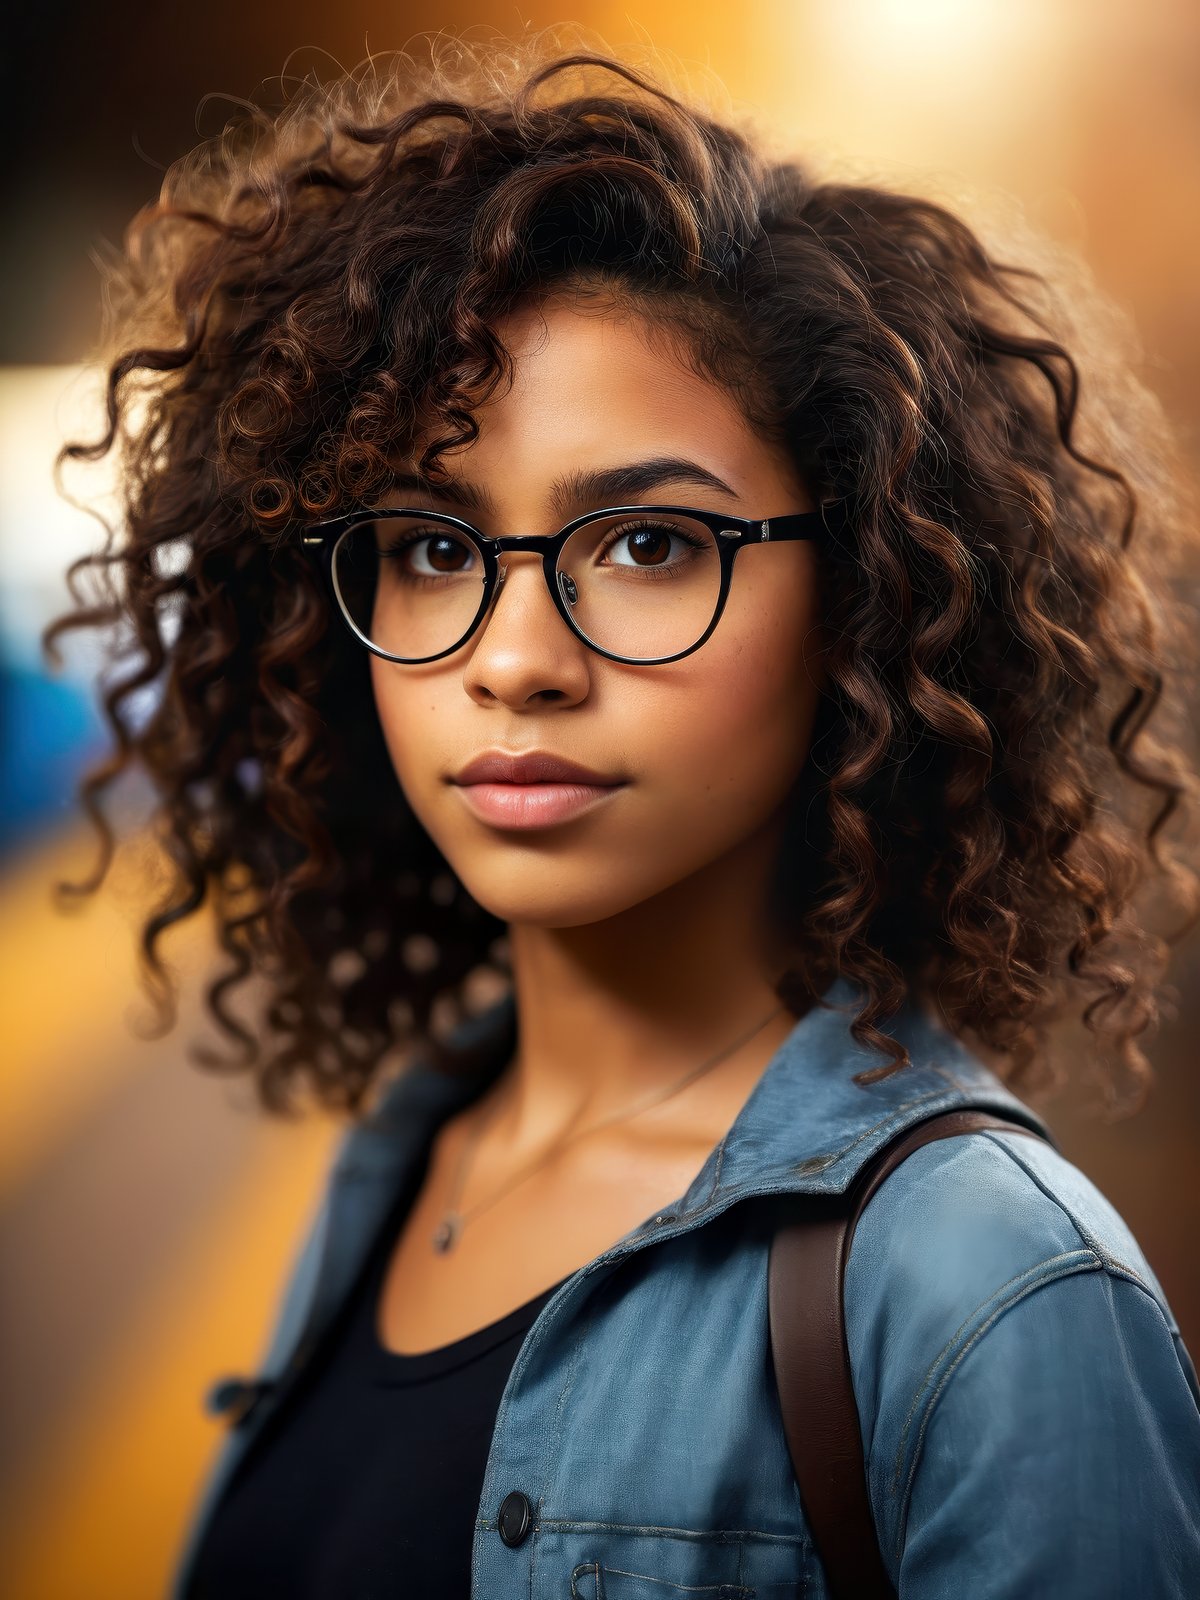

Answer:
[2,2,1199,1595]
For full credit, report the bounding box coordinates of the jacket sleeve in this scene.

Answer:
[841,1130,1200,1600]
[892,1259,1200,1598]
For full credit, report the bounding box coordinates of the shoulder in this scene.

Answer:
[844,1123,1183,1361]
[842,1126,1200,1593]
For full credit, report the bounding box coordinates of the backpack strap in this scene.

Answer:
[767,1107,1055,1600]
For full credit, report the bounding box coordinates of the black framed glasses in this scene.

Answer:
[301,499,846,666]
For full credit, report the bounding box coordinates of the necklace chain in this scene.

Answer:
[430,1003,785,1253]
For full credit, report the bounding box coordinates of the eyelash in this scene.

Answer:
[380,518,710,575]
[596,519,710,566]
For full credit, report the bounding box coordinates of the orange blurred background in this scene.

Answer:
[2,4,1199,1596]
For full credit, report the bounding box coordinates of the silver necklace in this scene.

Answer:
[431,1003,785,1253]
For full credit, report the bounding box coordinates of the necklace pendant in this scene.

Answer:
[432,1212,462,1253]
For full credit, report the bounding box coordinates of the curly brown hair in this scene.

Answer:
[42,30,1200,1121]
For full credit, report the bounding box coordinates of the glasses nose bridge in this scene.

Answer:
[480,539,566,647]
[323,508,750,666]
[491,530,562,597]
[492,529,561,555]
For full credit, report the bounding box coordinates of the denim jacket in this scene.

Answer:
[170,977,1200,1598]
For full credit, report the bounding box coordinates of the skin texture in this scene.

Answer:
[371,293,828,1346]
[51,50,1200,1152]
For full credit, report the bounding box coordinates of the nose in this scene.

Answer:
[491,546,544,600]
[461,549,592,707]
[493,554,577,608]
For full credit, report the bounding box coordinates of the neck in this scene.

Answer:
[482,813,805,1160]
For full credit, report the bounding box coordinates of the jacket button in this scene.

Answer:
[497,1489,533,1547]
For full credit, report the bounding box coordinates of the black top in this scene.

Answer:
[187,1176,569,1599]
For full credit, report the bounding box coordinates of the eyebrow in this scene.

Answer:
[384,455,740,520]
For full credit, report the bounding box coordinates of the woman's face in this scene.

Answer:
[370,294,825,929]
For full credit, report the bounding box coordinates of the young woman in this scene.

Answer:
[44,33,1200,1599]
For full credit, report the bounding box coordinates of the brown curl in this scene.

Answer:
[42,27,1200,1119]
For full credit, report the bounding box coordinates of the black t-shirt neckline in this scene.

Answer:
[353,1182,571,1386]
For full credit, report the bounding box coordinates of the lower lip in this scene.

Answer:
[453,781,625,829]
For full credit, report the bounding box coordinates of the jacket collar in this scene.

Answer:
[248,973,1060,1429]
[174,980,1059,1599]
[330,975,1058,1230]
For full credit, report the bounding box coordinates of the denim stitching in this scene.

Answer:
[879,1126,1113,1495]
[892,1253,1102,1561]
[535,1521,807,1544]
[710,1138,727,1197]
[577,1573,803,1598]
[671,1133,727,1218]
[474,1267,600,1558]
[978,1129,1159,1297]
[570,1561,602,1598]
[599,1568,752,1594]
[783,1085,977,1193]
[538,1286,601,1539]
[888,1247,1098,1496]
[709,1085,973,1204]
[825,1087,954,1162]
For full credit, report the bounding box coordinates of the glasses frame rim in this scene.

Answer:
[300,499,845,666]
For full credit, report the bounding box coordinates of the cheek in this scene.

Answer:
[656,561,821,825]
[363,556,822,926]
[368,657,444,817]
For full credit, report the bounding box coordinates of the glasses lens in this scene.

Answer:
[557,512,722,659]
[332,515,487,660]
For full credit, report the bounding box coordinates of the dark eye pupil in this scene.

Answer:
[428,537,467,571]
[629,528,670,564]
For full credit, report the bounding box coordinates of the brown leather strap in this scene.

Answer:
[768,1108,1053,1599]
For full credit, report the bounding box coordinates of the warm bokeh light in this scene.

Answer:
[3,5,1198,1595]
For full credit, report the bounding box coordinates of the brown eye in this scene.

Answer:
[378,528,478,577]
[601,520,705,570]
[624,527,673,565]
[421,536,474,574]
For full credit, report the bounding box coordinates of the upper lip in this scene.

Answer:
[451,750,626,786]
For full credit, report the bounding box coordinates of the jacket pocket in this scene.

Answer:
[570,1566,755,1599]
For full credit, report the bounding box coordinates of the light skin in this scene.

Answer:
[369,290,828,1347]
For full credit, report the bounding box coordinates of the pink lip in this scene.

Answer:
[452,749,622,786]
[454,781,624,830]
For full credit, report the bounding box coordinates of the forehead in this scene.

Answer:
[484,296,743,426]
[402,297,798,508]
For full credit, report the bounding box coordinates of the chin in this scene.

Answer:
[454,874,645,930]
[448,846,695,929]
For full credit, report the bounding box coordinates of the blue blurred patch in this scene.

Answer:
[0,657,107,859]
